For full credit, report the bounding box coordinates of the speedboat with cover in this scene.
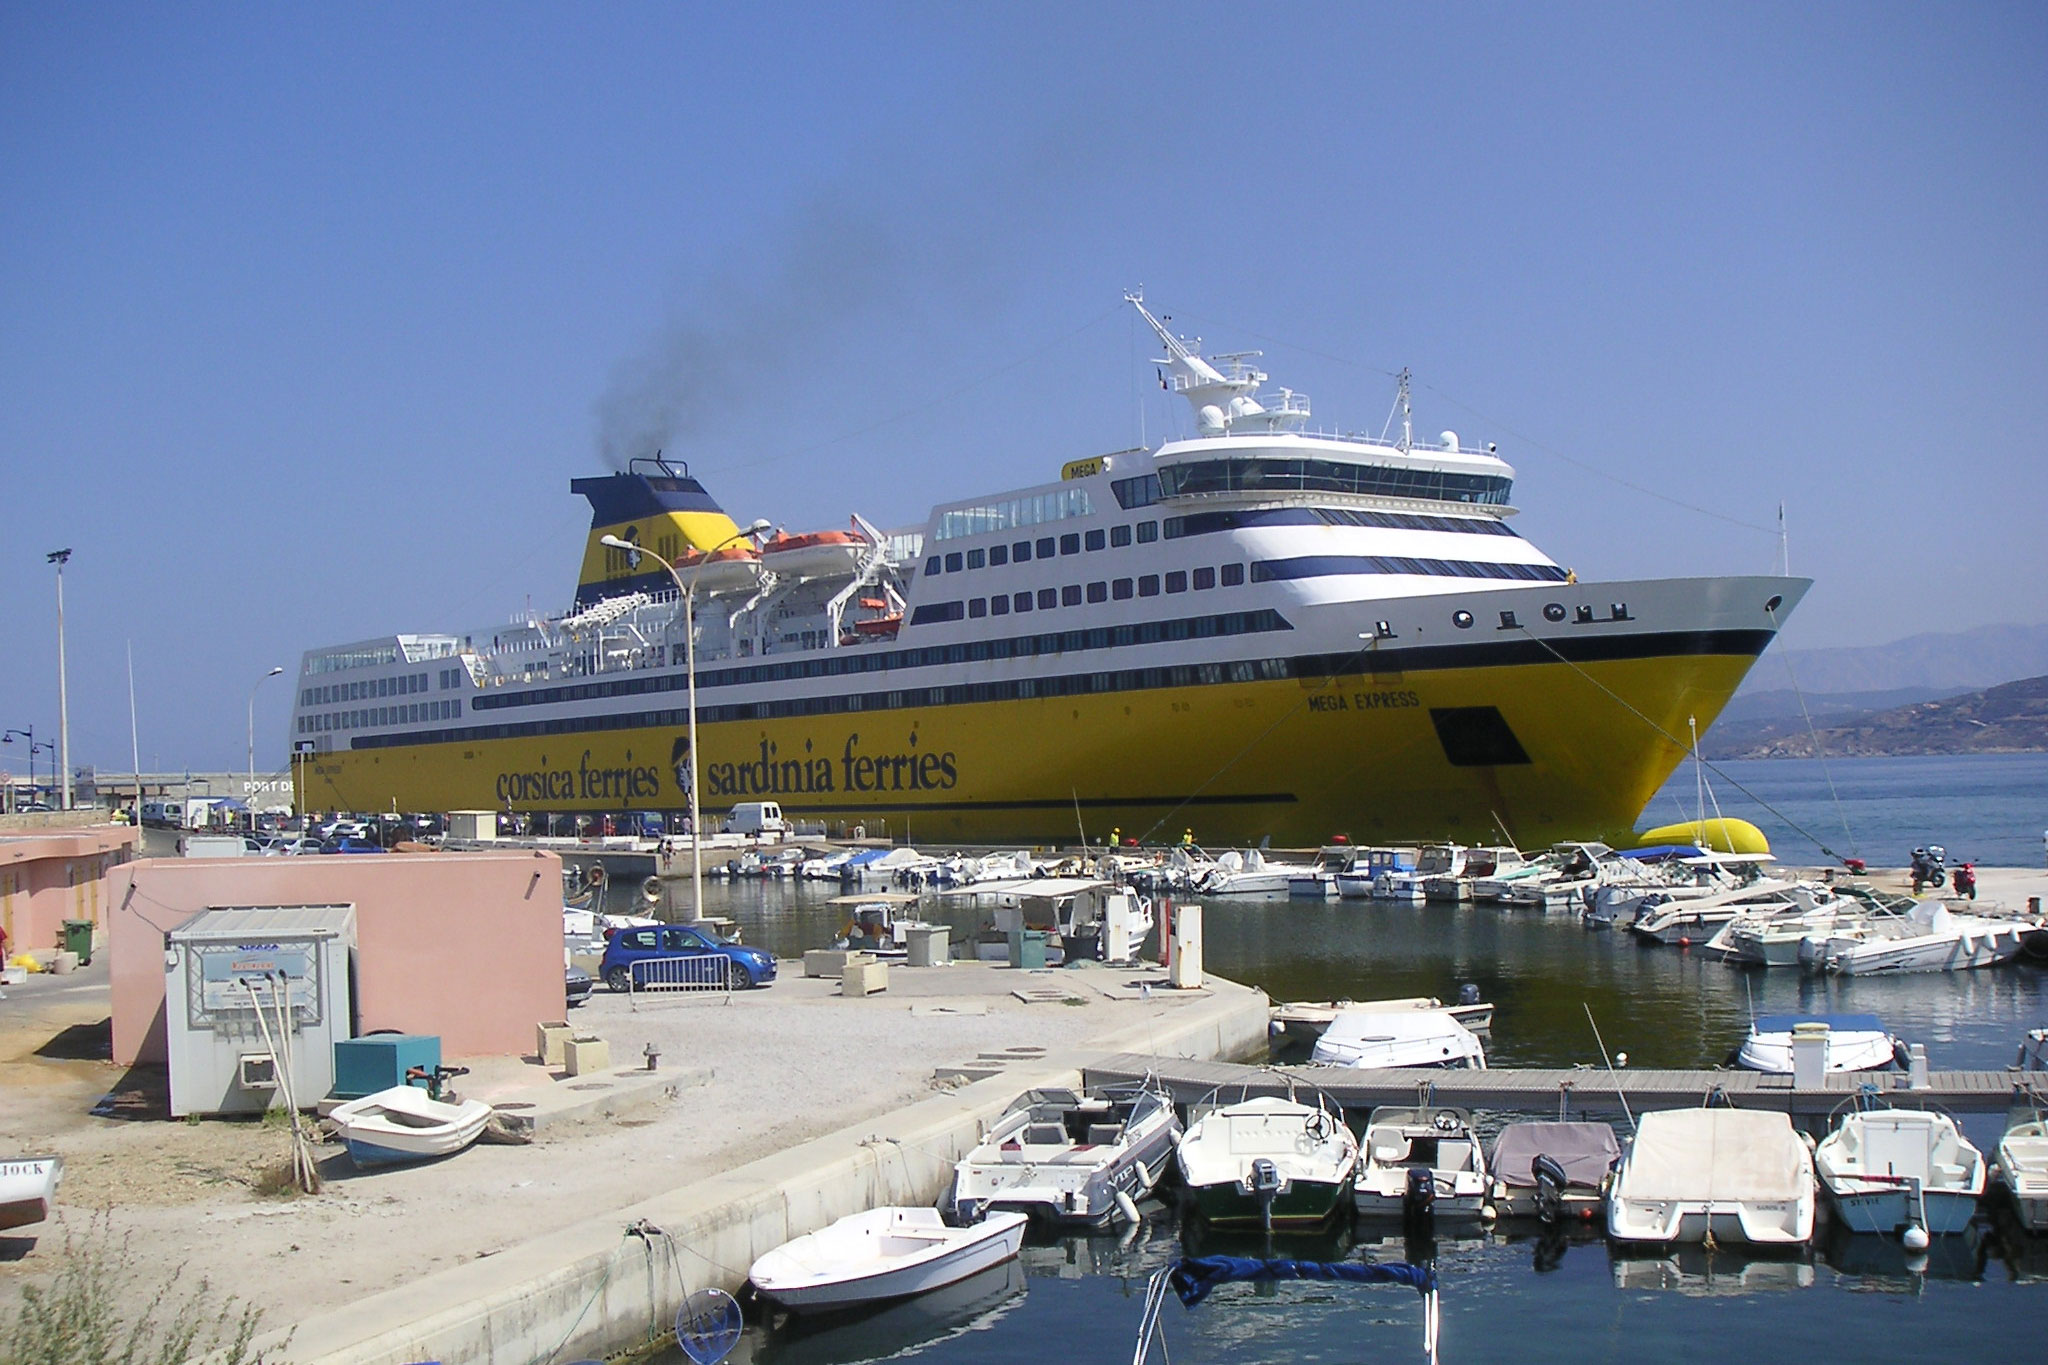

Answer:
[1813,1106,1985,1237]
[1175,1092,1358,1229]
[1606,1107,1815,1246]
[1354,1106,1491,1223]
[1310,1009,1486,1070]
[1735,1013,1905,1074]
[748,1207,1029,1311]
[951,1083,1180,1227]
[1489,1121,1621,1222]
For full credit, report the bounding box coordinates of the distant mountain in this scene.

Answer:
[1709,674,2048,759]
[1740,622,2048,696]
[1717,684,1978,726]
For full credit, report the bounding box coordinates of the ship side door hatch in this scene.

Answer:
[1429,707,1531,767]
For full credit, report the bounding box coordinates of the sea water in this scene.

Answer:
[649,753,2048,1365]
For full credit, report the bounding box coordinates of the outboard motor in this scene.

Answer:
[1457,983,1482,1007]
[1531,1152,1570,1225]
[1403,1165,1437,1232]
[1250,1157,1282,1231]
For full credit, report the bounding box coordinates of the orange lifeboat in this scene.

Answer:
[761,529,868,579]
[674,545,762,594]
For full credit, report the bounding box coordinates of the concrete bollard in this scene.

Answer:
[1790,1021,1830,1089]
[1906,1042,1930,1090]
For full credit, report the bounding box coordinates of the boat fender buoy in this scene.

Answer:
[1902,1224,1931,1253]
[1113,1191,1142,1226]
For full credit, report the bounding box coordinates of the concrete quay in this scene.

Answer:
[262,968,1268,1365]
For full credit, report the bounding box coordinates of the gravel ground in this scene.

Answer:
[0,958,1193,1340]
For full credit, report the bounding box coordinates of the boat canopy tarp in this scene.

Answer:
[1620,1109,1809,1203]
[1492,1121,1621,1190]
[1619,845,1704,861]
[1168,1256,1435,1308]
[1750,1013,1886,1035]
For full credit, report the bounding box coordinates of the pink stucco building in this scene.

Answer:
[106,848,565,1065]
[0,825,137,959]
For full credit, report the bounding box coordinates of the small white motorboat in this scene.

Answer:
[328,1083,495,1168]
[1489,1121,1621,1221]
[1271,994,1492,1048]
[1804,898,2035,975]
[1813,1107,1985,1236]
[749,1206,1029,1311]
[1993,1113,2048,1233]
[1607,1108,1815,1246]
[1354,1106,1491,1223]
[1175,1093,1359,1229]
[1735,1013,1904,1075]
[1310,1009,1486,1070]
[0,1155,63,1232]
[951,1083,1180,1227]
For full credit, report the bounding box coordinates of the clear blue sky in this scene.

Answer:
[3,3,2043,777]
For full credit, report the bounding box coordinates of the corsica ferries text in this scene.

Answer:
[496,751,664,804]
[705,735,958,799]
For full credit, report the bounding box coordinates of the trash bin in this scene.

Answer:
[1007,928,1048,970]
[60,919,94,967]
[905,924,949,967]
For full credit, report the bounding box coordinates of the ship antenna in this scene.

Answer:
[1778,502,1789,576]
[1398,368,1413,453]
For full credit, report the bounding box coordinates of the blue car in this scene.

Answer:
[599,923,776,992]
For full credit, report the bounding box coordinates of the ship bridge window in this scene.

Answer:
[1062,585,1083,606]
[1158,457,1513,506]
[1013,541,1032,562]
[1136,521,1159,543]
[944,552,963,572]
[1084,529,1106,551]
[1060,533,1080,555]
[1192,567,1216,590]
[909,601,965,625]
[990,595,1010,615]
[1014,592,1033,612]
[1112,578,1134,600]
[1221,563,1245,586]
[1111,473,1162,509]
[966,548,985,569]
[1038,588,1059,610]
[1036,537,1056,559]
[1138,575,1160,597]
[1110,524,1132,547]
[990,544,1009,566]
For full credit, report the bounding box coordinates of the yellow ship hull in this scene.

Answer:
[296,649,1757,849]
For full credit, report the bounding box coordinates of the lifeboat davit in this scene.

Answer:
[676,545,763,594]
[762,529,868,579]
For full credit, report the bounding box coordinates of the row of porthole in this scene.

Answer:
[1449,602,1634,630]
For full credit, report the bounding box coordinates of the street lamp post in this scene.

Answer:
[248,666,284,826]
[48,549,72,808]
[3,727,36,809]
[600,521,769,922]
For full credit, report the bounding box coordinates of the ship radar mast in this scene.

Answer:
[1126,292,1309,437]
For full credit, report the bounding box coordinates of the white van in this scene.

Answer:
[722,802,788,838]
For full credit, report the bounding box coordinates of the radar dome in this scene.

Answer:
[1439,430,1459,450]
[1198,404,1227,435]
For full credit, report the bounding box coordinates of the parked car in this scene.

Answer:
[598,923,777,992]
[266,838,318,856]
[565,964,593,1008]
[318,836,383,854]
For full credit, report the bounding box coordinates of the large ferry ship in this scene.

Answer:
[289,297,1806,848]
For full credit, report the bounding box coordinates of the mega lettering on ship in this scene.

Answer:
[287,296,1807,847]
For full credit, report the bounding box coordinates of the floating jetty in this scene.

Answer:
[1083,1053,2037,1120]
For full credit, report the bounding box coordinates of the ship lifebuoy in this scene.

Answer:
[641,876,662,901]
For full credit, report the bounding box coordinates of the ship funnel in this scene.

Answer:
[568,457,744,609]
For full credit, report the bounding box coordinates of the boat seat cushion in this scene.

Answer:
[1084,1124,1124,1146]
[1022,1123,1068,1146]
[1369,1133,1410,1162]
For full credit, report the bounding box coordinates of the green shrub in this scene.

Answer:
[0,1212,288,1365]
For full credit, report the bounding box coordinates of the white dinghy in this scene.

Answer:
[328,1084,495,1168]
[750,1207,1029,1311]
[951,1083,1180,1227]
[1735,1014,1904,1075]
[0,1155,63,1232]
[1310,1009,1486,1070]
[1355,1106,1492,1224]
[1993,1114,2048,1233]
[1814,1107,1985,1237]
[1175,1093,1359,1229]
[1607,1108,1815,1246]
